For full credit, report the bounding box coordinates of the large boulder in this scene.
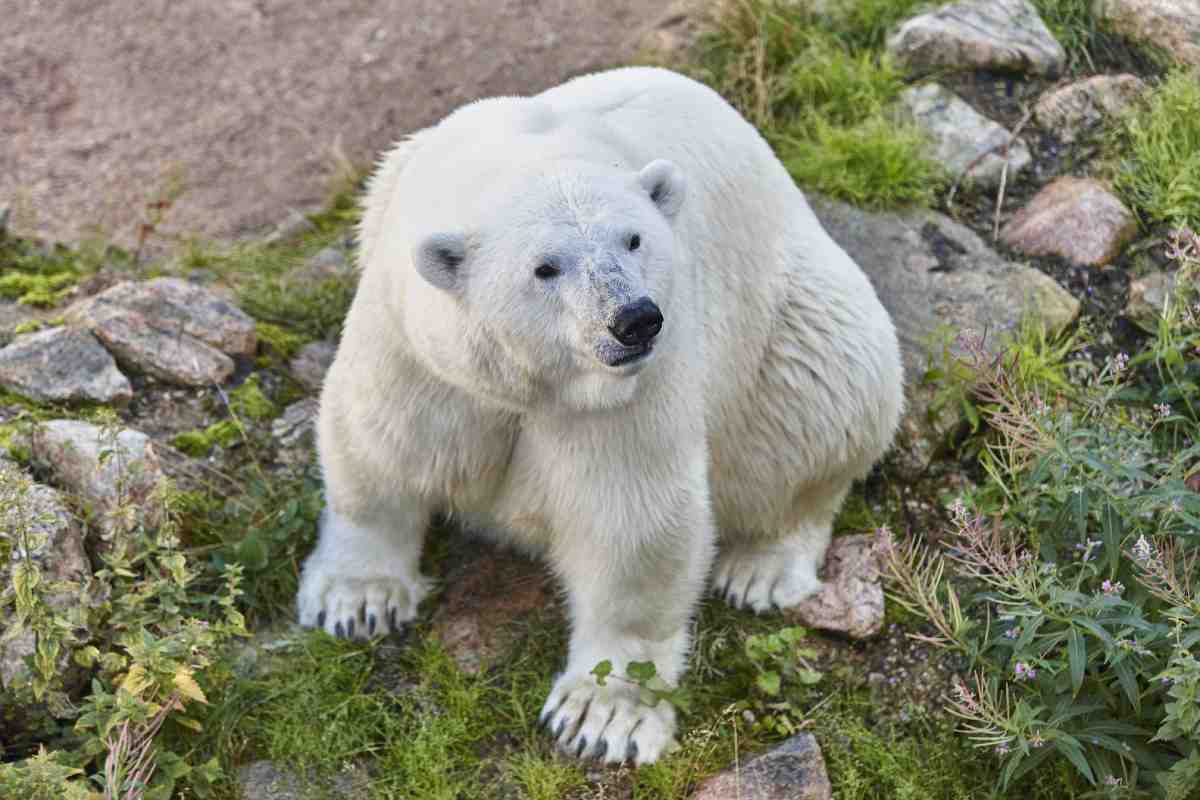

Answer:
[0,326,132,406]
[1095,0,1200,67]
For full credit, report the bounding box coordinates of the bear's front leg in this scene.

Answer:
[296,502,432,639]
[538,488,714,765]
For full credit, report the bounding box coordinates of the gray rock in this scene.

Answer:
[899,84,1031,188]
[809,195,1080,428]
[1096,0,1200,67]
[691,734,832,800]
[237,760,369,800]
[28,419,165,539]
[887,0,1066,76]
[66,277,257,358]
[272,398,319,450]
[1033,74,1146,143]
[1000,177,1138,266]
[262,208,318,246]
[1126,271,1182,330]
[305,246,352,280]
[0,300,39,339]
[0,204,9,233]
[0,327,132,406]
[289,341,336,392]
[0,460,91,692]
[787,535,884,639]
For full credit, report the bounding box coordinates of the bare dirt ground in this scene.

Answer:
[1,0,671,251]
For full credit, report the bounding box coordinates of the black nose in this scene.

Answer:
[608,297,663,347]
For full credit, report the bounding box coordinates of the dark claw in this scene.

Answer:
[595,739,608,760]
[721,577,733,598]
[317,610,326,629]
[335,620,345,638]
[626,740,639,763]
[575,736,588,757]
[358,600,367,623]
[554,718,567,739]
[348,618,356,638]
[368,613,377,636]
[388,607,398,633]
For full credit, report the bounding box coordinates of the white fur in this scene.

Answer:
[297,67,904,764]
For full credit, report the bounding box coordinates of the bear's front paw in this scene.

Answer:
[538,672,677,765]
[713,544,823,613]
[297,565,431,640]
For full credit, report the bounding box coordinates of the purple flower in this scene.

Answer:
[1101,580,1125,596]
[1154,402,1171,419]
[1004,627,1020,639]
[1014,662,1037,681]
[1133,536,1155,562]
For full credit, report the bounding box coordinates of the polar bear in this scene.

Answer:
[297,66,903,764]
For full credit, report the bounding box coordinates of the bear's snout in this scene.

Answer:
[608,297,663,347]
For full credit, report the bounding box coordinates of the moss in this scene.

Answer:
[229,374,277,422]
[11,320,43,335]
[1112,68,1200,231]
[0,272,76,308]
[255,321,309,361]
[171,420,240,457]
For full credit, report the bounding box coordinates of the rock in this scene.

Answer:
[0,204,9,233]
[66,277,256,357]
[1096,0,1200,67]
[886,0,1066,77]
[429,546,552,674]
[27,419,165,538]
[304,246,353,280]
[786,535,884,639]
[899,84,1031,188]
[633,0,709,61]
[262,208,317,246]
[809,195,1080,430]
[1000,177,1138,266]
[88,312,235,386]
[0,461,91,692]
[289,341,337,392]
[1033,74,1146,143]
[0,300,40,339]
[0,327,132,406]
[237,760,369,800]
[691,734,832,800]
[1126,270,1183,329]
[272,398,319,453]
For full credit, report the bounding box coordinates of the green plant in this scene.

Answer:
[882,233,1200,797]
[1113,69,1200,231]
[739,626,822,737]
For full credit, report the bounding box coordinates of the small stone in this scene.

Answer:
[1096,0,1200,67]
[691,734,832,800]
[306,246,351,279]
[786,535,884,639]
[429,545,552,674]
[1034,74,1146,143]
[28,419,165,538]
[1000,177,1138,266]
[289,340,337,392]
[1125,271,1182,330]
[90,312,235,386]
[262,208,318,245]
[272,398,319,450]
[887,0,1066,77]
[0,327,132,406]
[237,760,369,800]
[66,277,256,357]
[899,84,1031,188]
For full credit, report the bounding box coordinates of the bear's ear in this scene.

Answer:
[638,159,686,218]
[413,233,467,293]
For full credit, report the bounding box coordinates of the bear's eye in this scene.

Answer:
[628,234,641,252]
[534,262,560,280]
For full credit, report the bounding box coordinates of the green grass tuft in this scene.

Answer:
[1113,69,1200,231]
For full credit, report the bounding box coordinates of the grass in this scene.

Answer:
[693,0,942,208]
[1113,68,1200,231]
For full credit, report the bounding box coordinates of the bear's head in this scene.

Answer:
[401,158,686,413]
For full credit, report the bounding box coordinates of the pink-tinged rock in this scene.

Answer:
[289,341,336,392]
[1096,0,1200,67]
[691,734,833,800]
[0,327,132,406]
[67,277,256,357]
[786,535,884,639]
[1000,177,1138,266]
[429,546,553,674]
[90,312,235,387]
[1034,74,1146,143]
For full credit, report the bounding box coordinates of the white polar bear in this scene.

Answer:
[297,66,903,764]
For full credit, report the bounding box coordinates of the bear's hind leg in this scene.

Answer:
[713,477,850,613]
[296,502,432,639]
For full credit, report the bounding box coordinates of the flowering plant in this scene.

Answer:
[882,230,1200,798]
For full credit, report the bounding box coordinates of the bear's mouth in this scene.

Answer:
[600,342,654,369]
